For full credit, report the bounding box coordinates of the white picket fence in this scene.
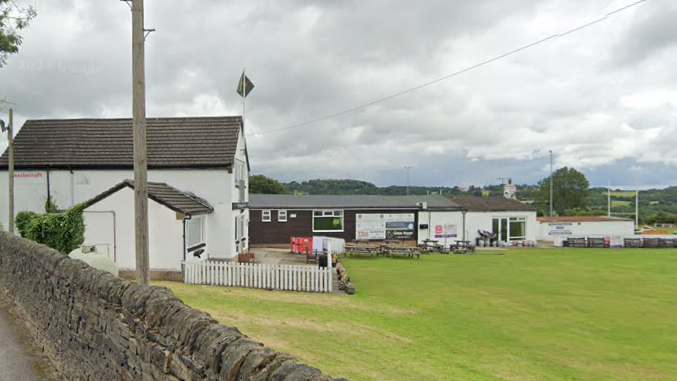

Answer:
[183,261,333,293]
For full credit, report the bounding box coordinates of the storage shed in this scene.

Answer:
[82,180,213,279]
[538,216,635,245]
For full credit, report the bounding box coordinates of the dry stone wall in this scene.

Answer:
[0,233,345,381]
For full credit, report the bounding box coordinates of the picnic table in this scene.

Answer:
[381,244,421,259]
[450,240,475,254]
[419,239,447,253]
[344,244,382,256]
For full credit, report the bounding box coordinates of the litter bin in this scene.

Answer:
[318,254,328,268]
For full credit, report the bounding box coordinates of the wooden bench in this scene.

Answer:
[345,244,382,256]
[450,241,474,254]
[382,245,421,259]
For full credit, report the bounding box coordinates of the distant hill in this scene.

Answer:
[280,179,677,223]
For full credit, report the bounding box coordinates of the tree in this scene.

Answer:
[1,0,36,67]
[536,167,590,216]
[249,175,286,194]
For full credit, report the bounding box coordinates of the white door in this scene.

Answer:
[82,211,116,260]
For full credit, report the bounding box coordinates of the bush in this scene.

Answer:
[15,211,38,236]
[14,204,86,253]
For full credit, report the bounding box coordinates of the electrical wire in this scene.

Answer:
[246,0,650,137]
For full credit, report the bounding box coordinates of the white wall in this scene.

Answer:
[1,167,242,259]
[539,220,636,243]
[230,127,250,255]
[2,126,250,259]
[417,211,465,244]
[83,187,184,272]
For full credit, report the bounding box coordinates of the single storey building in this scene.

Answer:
[83,180,214,278]
[538,216,636,245]
[249,194,463,246]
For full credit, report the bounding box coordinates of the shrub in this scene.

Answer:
[14,203,87,253]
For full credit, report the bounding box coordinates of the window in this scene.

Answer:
[234,161,246,183]
[509,217,526,240]
[313,210,343,232]
[262,210,271,222]
[186,217,204,248]
[235,214,247,252]
[234,161,246,202]
[492,217,526,241]
[278,210,288,222]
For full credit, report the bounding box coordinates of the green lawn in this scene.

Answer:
[159,249,677,381]
[611,200,631,207]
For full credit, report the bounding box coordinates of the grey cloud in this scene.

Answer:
[2,0,677,188]
[612,1,677,65]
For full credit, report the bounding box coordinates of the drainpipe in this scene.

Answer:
[462,210,467,242]
[69,166,75,207]
[46,167,51,209]
[182,215,192,262]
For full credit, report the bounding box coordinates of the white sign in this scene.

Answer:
[356,213,415,240]
[548,223,572,236]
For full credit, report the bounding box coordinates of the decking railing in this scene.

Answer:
[183,261,333,293]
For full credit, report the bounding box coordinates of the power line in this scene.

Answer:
[246,0,650,137]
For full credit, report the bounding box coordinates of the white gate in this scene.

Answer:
[183,261,333,293]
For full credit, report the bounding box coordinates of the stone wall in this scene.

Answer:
[0,233,344,381]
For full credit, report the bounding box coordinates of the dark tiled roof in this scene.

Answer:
[0,117,242,169]
[249,194,462,210]
[451,197,536,212]
[85,180,213,216]
[538,216,632,223]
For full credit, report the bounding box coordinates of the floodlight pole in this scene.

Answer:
[132,0,150,285]
[404,166,412,195]
[635,190,639,230]
[8,108,14,234]
[549,150,553,217]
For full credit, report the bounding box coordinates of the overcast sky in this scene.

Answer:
[1,0,676,189]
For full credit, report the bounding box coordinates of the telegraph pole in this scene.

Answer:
[8,108,14,234]
[132,0,150,285]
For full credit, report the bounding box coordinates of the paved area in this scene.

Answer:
[251,248,320,266]
[0,306,46,381]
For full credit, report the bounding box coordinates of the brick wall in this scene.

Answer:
[0,233,344,381]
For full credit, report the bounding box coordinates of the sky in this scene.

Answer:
[1,0,676,189]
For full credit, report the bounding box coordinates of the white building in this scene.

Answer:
[538,216,636,245]
[83,180,215,278]
[0,117,250,274]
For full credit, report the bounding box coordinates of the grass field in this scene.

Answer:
[159,248,677,381]
[611,200,632,207]
[609,191,637,198]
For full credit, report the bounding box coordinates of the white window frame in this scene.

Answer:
[312,210,344,232]
[186,217,204,248]
[262,210,271,222]
[234,161,246,184]
[278,210,288,222]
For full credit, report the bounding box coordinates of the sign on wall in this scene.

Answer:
[548,223,572,236]
[434,224,457,238]
[356,213,415,240]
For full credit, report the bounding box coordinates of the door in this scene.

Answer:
[82,211,116,260]
[492,217,509,242]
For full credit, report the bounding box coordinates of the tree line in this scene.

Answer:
[249,170,677,224]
